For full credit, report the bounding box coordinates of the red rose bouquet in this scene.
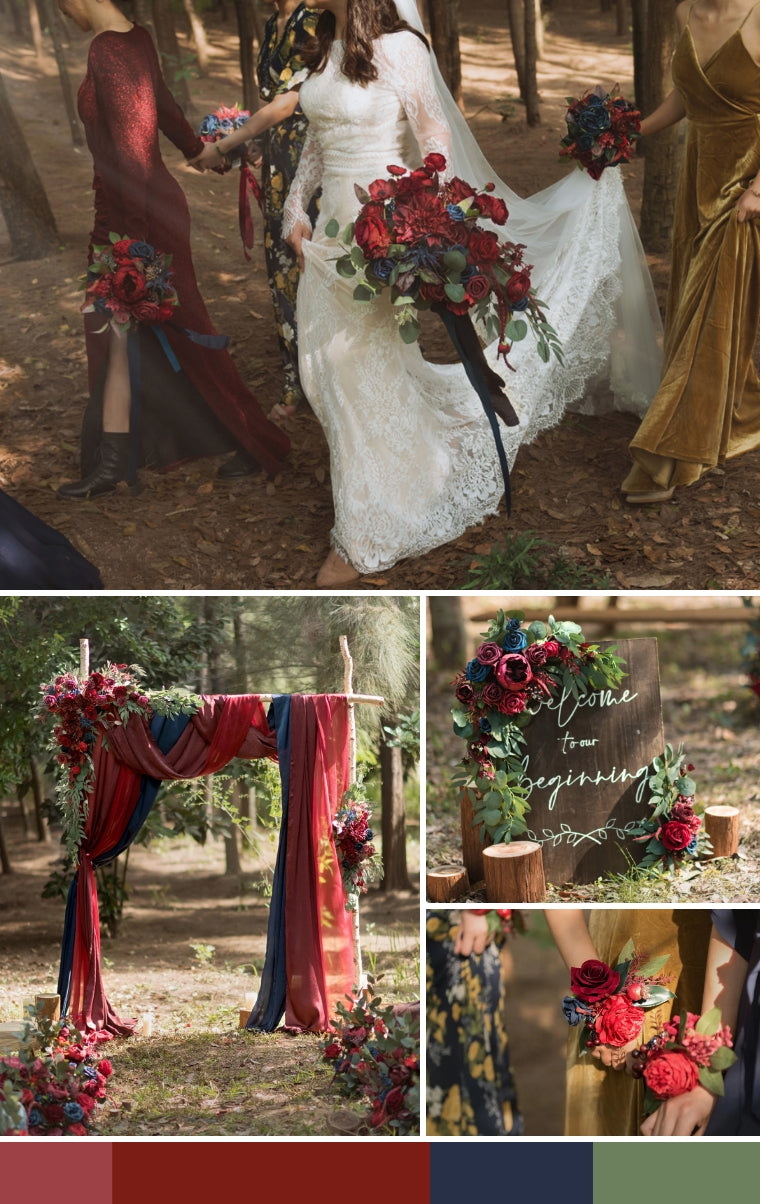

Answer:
[322,986,419,1135]
[562,940,674,1055]
[632,1008,736,1116]
[629,745,710,871]
[325,152,561,368]
[451,610,625,845]
[332,784,383,912]
[560,86,641,180]
[0,1012,114,1137]
[198,103,251,170]
[81,233,178,335]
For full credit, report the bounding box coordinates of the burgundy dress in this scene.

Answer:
[77,25,289,476]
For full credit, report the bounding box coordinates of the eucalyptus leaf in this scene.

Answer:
[324,218,340,239]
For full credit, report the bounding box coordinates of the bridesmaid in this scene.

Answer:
[622,0,760,503]
[427,909,522,1136]
[56,0,289,498]
[547,909,712,1136]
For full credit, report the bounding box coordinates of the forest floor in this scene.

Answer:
[3,0,759,589]
[0,817,419,1135]
[426,596,760,903]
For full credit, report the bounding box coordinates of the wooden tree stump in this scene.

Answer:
[704,806,740,859]
[460,789,490,884]
[483,841,546,902]
[426,864,470,902]
[34,994,60,1021]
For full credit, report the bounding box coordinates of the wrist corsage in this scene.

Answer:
[472,908,514,937]
[631,1008,736,1114]
[562,940,674,1053]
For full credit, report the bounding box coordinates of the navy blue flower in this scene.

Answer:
[686,835,698,855]
[511,297,530,311]
[561,996,585,1026]
[199,114,220,136]
[576,133,594,152]
[479,717,492,734]
[370,257,394,283]
[466,658,490,683]
[63,1102,85,1122]
[128,241,154,261]
[446,204,466,221]
[365,828,373,840]
[28,1107,43,1126]
[461,265,477,282]
[502,619,528,651]
[576,104,611,137]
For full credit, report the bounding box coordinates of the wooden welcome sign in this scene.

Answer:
[521,637,664,884]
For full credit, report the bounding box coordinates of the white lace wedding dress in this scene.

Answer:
[284,32,662,574]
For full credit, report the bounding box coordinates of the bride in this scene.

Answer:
[284,0,662,586]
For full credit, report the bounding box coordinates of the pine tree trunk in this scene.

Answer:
[152,0,194,113]
[523,0,541,126]
[428,596,467,670]
[616,0,627,36]
[534,0,544,59]
[508,0,527,100]
[181,0,210,75]
[41,0,84,147]
[631,0,647,114]
[28,0,44,63]
[133,0,158,46]
[427,0,463,108]
[379,736,411,891]
[0,819,12,874]
[0,70,59,260]
[233,0,258,113]
[640,0,680,252]
[29,755,50,843]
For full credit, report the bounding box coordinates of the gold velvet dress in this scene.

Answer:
[624,12,760,492]
[564,909,712,1136]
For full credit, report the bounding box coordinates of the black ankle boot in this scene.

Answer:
[58,433,131,499]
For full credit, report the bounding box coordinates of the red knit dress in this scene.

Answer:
[77,25,289,475]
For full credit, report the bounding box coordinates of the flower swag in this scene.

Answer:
[332,782,383,912]
[39,664,201,855]
[450,611,625,845]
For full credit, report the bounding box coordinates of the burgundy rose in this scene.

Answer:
[506,270,532,305]
[132,299,162,323]
[424,152,447,173]
[477,193,509,224]
[498,692,526,715]
[570,958,620,1003]
[466,274,491,301]
[495,653,533,693]
[670,801,701,832]
[468,228,501,264]
[324,1042,341,1059]
[368,178,397,202]
[525,643,548,667]
[643,1050,699,1100]
[659,820,694,852]
[447,176,477,204]
[354,204,391,258]
[419,282,446,303]
[481,681,506,709]
[455,679,475,704]
[475,641,503,666]
[593,994,645,1046]
[542,639,561,659]
[111,239,133,262]
[111,263,147,305]
[384,1085,406,1114]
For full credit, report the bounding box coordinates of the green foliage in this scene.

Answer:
[463,532,611,589]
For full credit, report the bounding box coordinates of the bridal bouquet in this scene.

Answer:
[325,153,561,367]
[562,941,674,1055]
[450,610,625,844]
[561,87,641,179]
[81,234,178,335]
[198,103,251,169]
[633,1008,736,1114]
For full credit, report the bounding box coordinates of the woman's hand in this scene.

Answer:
[286,221,312,271]
[737,186,760,223]
[590,1036,641,1070]
[640,1084,716,1137]
[452,912,491,957]
[189,141,227,171]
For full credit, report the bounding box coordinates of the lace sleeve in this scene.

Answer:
[282,129,324,240]
[377,32,453,169]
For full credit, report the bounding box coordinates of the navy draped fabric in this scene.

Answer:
[57,712,192,1013]
[247,694,291,1032]
[0,488,103,588]
[706,909,760,1136]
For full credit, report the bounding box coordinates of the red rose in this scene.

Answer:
[594,994,645,1046]
[157,304,175,322]
[384,1086,406,1114]
[424,152,447,173]
[525,644,549,666]
[481,681,505,709]
[324,1042,341,1059]
[111,239,133,262]
[475,641,502,666]
[466,274,491,301]
[498,692,526,715]
[506,270,532,304]
[542,639,561,659]
[477,193,509,224]
[67,1122,88,1136]
[419,282,447,303]
[43,1103,65,1122]
[670,801,701,832]
[659,820,694,852]
[97,1058,113,1077]
[132,299,162,323]
[368,178,397,202]
[354,204,391,258]
[468,228,501,264]
[111,263,147,305]
[445,299,472,316]
[643,1050,699,1100]
[570,958,620,1003]
[386,164,407,176]
[495,652,533,693]
[447,176,477,204]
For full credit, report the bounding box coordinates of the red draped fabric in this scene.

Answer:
[285,696,355,1032]
[70,696,274,1034]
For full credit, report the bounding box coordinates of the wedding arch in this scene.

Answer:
[52,638,383,1038]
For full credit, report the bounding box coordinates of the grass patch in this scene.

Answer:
[463,531,610,589]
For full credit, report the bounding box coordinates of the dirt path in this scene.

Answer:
[2,1,757,589]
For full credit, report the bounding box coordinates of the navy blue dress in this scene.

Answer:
[0,490,103,588]
[706,909,760,1135]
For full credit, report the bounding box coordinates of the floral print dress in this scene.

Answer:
[426,911,522,1136]
[257,4,319,409]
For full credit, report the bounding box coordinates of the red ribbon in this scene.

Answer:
[239,163,265,261]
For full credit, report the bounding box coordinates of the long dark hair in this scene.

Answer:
[302,0,429,85]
